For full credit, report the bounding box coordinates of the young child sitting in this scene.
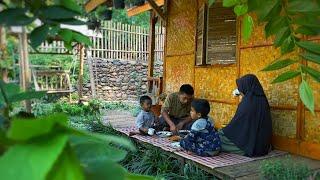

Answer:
[131,95,158,136]
[180,99,221,156]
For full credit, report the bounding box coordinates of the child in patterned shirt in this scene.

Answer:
[180,99,221,156]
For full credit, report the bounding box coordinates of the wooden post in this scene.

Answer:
[0,25,9,82]
[18,27,31,112]
[78,44,85,100]
[148,11,157,92]
[87,49,96,98]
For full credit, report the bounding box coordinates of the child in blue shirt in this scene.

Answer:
[133,95,158,135]
[180,99,221,156]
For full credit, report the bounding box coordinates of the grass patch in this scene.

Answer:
[260,156,317,180]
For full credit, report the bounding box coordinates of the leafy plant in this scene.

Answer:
[260,156,312,180]
[220,0,320,114]
[0,80,46,126]
[0,113,153,180]
[0,0,91,50]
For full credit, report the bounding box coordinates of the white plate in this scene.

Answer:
[156,131,173,138]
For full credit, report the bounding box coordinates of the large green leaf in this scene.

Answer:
[265,16,288,38]
[288,0,320,14]
[296,41,320,55]
[53,18,87,25]
[70,136,128,163]
[234,4,248,16]
[9,91,46,103]
[242,14,253,42]
[30,24,50,49]
[40,5,79,20]
[299,80,315,114]
[300,52,320,65]
[281,36,295,54]
[84,160,126,180]
[47,145,85,180]
[271,70,300,83]
[125,173,155,180]
[60,0,82,13]
[8,114,68,141]
[0,81,20,105]
[274,27,291,47]
[256,0,281,22]
[262,59,296,71]
[72,31,92,46]
[295,26,320,36]
[59,29,73,43]
[223,0,239,7]
[208,0,216,7]
[302,66,320,83]
[0,134,68,180]
[0,8,35,26]
[68,129,135,151]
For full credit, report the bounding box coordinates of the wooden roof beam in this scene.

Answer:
[127,0,164,17]
[85,0,108,13]
[146,0,165,22]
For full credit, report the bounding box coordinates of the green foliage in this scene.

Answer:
[0,113,152,180]
[260,156,312,180]
[299,80,315,114]
[0,0,90,49]
[223,0,320,113]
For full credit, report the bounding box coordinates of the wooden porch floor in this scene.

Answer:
[102,110,320,180]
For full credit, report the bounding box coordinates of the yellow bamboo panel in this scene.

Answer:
[166,0,197,55]
[165,54,195,93]
[240,46,299,107]
[240,14,273,47]
[194,66,237,100]
[272,110,297,138]
[209,102,237,129]
[304,112,320,143]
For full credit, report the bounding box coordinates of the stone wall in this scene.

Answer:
[83,58,163,101]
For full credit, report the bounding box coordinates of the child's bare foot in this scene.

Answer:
[187,151,193,155]
[129,132,140,136]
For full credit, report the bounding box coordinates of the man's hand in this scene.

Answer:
[176,121,185,131]
[169,124,177,133]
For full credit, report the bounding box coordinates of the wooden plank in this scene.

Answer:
[85,0,108,13]
[127,0,165,17]
[146,0,166,22]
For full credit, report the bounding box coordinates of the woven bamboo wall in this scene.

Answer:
[164,0,197,93]
[164,0,320,159]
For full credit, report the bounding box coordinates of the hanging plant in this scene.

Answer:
[113,0,125,9]
[101,9,113,20]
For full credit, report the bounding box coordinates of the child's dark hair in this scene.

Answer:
[191,99,210,118]
[140,95,152,104]
[179,84,194,96]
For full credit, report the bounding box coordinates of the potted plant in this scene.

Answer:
[113,0,125,9]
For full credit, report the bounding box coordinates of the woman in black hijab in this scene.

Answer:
[219,74,272,157]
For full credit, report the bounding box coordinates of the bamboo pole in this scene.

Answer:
[148,11,157,77]
[78,44,85,100]
[18,27,31,112]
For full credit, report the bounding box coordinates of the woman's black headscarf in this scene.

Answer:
[222,74,272,157]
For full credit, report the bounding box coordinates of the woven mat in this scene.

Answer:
[115,127,287,169]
